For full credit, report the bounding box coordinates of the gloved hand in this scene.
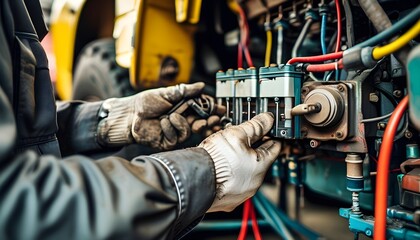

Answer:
[199,112,282,212]
[97,82,225,150]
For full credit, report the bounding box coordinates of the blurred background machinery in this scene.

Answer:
[44,0,420,239]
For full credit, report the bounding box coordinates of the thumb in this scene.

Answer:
[255,140,282,168]
[239,112,275,145]
[161,82,205,104]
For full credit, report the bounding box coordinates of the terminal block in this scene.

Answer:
[259,64,304,139]
[216,67,259,125]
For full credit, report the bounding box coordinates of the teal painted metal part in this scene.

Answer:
[294,71,302,138]
[340,208,420,239]
[387,206,415,223]
[406,144,420,160]
[406,42,420,130]
[196,220,269,231]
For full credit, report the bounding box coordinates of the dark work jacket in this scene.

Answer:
[0,0,216,239]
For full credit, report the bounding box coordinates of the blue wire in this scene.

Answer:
[353,6,420,49]
[321,13,328,80]
[321,14,327,55]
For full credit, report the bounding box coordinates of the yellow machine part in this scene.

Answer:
[175,0,203,24]
[129,0,197,90]
[52,0,200,98]
[50,0,86,100]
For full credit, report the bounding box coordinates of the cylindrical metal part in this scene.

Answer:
[304,88,344,127]
[346,153,364,192]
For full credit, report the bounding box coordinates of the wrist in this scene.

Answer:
[198,144,232,201]
[97,97,135,147]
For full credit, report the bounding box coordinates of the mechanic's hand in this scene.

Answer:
[199,112,281,212]
[97,82,225,150]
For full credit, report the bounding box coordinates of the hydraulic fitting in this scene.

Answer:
[346,153,363,215]
[342,47,377,71]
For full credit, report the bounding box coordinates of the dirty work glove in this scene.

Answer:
[199,112,282,212]
[97,82,222,150]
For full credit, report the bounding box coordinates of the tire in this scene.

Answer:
[72,38,135,101]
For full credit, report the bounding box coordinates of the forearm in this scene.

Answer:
[56,101,104,155]
[0,148,215,240]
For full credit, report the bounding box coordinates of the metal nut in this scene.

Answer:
[377,122,387,130]
[369,93,379,103]
[337,84,345,92]
[393,90,402,98]
[405,130,413,139]
[336,131,343,138]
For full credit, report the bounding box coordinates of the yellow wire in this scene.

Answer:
[372,20,420,60]
[227,0,241,14]
[265,30,273,66]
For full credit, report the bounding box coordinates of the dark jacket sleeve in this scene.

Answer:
[56,101,104,155]
[0,147,216,240]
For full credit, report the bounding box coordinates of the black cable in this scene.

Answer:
[374,85,399,107]
[342,0,354,47]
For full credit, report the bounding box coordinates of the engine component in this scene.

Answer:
[300,81,353,141]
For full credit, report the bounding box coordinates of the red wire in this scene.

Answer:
[243,47,254,67]
[306,59,344,72]
[237,200,251,240]
[237,4,253,67]
[374,96,408,240]
[249,200,262,240]
[334,0,342,53]
[287,51,343,64]
[236,5,257,239]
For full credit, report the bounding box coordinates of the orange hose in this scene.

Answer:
[374,96,408,240]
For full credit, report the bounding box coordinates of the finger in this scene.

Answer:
[238,112,274,145]
[186,114,198,125]
[203,129,213,137]
[212,125,222,132]
[207,115,220,127]
[192,119,207,133]
[169,113,191,143]
[160,118,177,149]
[255,140,282,166]
[161,82,205,104]
[213,104,227,116]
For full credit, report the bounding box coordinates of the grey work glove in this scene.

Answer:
[199,112,282,212]
[97,82,224,150]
